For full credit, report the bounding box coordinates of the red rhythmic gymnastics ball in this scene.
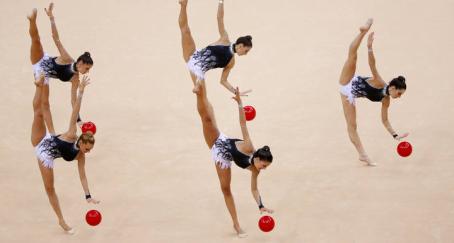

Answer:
[243,105,256,121]
[397,141,412,157]
[258,215,275,232]
[85,209,102,226]
[81,121,97,135]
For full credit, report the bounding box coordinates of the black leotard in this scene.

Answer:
[191,45,234,73]
[40,56,76,82]
[351,76,387,102]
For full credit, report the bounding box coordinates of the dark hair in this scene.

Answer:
[76,52,94,65]
[252,146,273,163]
[235,35,253,47]
[389,76,406,90]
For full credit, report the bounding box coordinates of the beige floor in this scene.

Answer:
[1,0,454,242]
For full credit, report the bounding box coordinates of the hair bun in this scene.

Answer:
[84,52,91,57]
[397,76,405,82]
[246,35,252,41]
[252,145,273,162]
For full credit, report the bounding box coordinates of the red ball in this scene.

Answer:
[258,215,275,232]
[397,141,412,157]
[85,210,102,226]
[243,105,256,121]
[81,121,97,135]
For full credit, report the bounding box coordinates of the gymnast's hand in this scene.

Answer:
[44,2,54,18]
[87,197,100,204]
[232,87,243,104]
[78,76,91,92]
[394,132,409,141]
[260,207,274,214]
[34,73,45,86]
[239,89,252,97]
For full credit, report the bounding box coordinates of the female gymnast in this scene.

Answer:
[27,2,93,132]
[31,74,99,234]
[193,79,273,237]
[178,0,252,95]
[339,19,408,166]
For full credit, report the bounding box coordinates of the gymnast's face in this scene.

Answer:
[79,142,94,154]
[77,62,93,74]
[389,86,406,99]
[236,44,252,56]
[254,158,272,171]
